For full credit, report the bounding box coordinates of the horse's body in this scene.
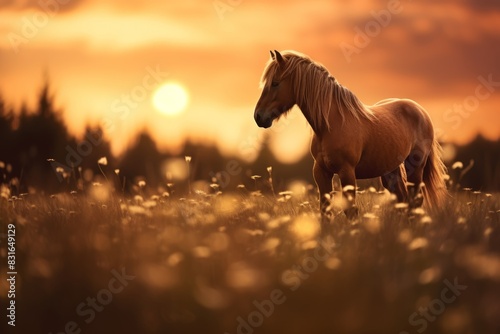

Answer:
[254,50,447,219]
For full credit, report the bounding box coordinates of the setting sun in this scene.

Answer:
[152,82,189,116]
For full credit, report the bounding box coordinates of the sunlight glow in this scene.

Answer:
[152,83,189,116]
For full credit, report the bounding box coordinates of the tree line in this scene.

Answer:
[0,82,498,195]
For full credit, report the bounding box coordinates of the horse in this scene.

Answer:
[253,50,447,220]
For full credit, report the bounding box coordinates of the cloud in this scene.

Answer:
[0,0,85,13]
[460,0,500,13]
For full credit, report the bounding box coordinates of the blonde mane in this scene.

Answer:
[260,51,374,131]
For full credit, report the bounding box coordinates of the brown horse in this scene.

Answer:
[254,50,447,219]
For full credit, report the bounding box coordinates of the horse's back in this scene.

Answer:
[373,98,400,106]
[370,98,434,138]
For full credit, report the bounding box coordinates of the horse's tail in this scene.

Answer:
[422,138,448,208]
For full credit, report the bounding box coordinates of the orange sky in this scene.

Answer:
[1,0,499,163]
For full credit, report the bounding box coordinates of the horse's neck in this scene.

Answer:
[296,96,341,137]
[295,102,316,134]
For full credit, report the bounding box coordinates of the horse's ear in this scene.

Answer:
[270,50,275,60]
[274,50,285,67]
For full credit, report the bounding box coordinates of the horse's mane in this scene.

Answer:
[260,51,374,131]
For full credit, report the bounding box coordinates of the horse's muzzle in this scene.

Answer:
[254,110,273,128]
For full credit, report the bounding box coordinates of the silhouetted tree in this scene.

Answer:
[118,131,164,190]
[76,125,115,182]
[0,96,14,160]
[454,135,500,191]
[11,80,74,193]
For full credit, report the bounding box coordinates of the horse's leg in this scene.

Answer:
[338,167,358,219]
[405,153,427,208]
[381,165,408,203]
[313,161,333,219]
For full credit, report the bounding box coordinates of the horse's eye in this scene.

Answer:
[271,81,279,87]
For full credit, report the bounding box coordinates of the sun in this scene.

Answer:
[152,82,189,116]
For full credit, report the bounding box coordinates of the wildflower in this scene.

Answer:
[1,185,11,200]
[279,191,293,196]
[97,157,108,165]
[408,237,428,250]
[257,212,270,222]
[192,246,211,258]
[194,280,230,310]
[325,257,341,270]
[395,202,409,209]
[261,238,280,252]
[167,252,184,266]
[206,232,229,252]
[128,205,150,216]
[411,207,426,216]
[195,190,207,196]
[363,213,381,234]
[278,192,292,202]
[142,200,156,209]
[343,185,355,192]
[418,266,441,284]
[290,215,320,240]
[226,262,263,289]
[398,229,412,244]
[420,216,433,224]
[244,229,264,236]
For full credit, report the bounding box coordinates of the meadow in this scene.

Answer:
[1,167,499,334]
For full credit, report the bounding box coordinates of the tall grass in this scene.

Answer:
[0,168,499,334]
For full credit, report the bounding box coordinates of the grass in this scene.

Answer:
[1,178,499,334]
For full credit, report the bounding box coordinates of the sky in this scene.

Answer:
[0,0,499,163]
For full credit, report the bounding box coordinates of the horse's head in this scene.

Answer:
[254,50,295,128]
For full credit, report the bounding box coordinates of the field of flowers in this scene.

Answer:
[1,173,499,334]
